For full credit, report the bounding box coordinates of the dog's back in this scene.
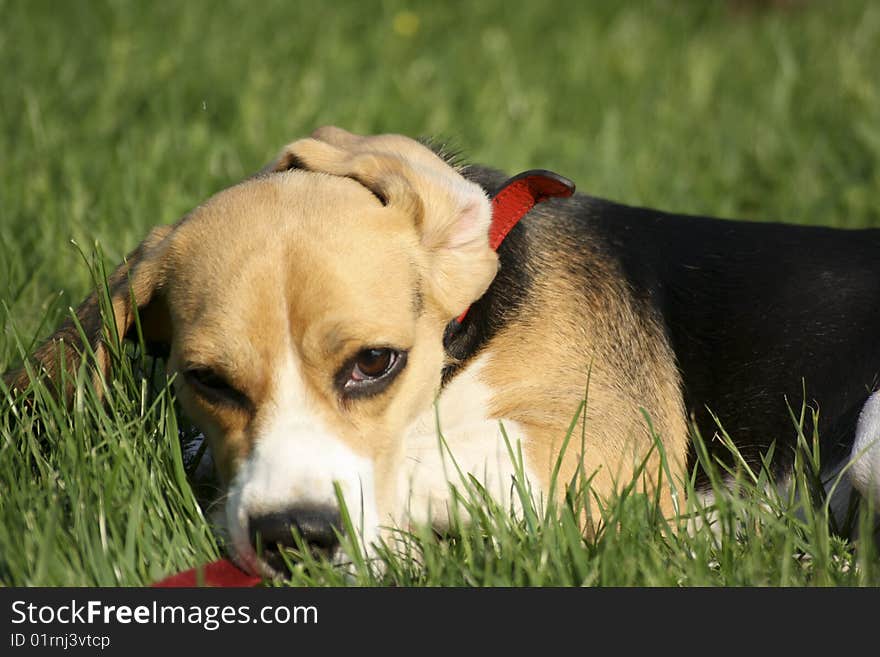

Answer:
[597,201,880,482]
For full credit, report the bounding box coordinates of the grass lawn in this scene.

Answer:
[2,0,880,586]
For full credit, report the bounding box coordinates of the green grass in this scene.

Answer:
[2,0,880,586]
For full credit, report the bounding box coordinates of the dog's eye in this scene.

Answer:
[184,368,249,407]
[339,348,407,398]
[353,349,396,379]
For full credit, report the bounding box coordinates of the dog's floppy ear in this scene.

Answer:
[3,225,173,401]
[267,127,498,318]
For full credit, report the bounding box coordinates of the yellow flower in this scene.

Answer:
[393,11,420,37]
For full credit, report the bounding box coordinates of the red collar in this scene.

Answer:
[455,169,575,324]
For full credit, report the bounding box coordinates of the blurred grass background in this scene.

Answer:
[2,0,880,347]
[1,0,880,585]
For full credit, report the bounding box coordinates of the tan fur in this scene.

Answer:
[480,225,688,523]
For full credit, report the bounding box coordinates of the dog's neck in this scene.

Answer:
[442,167,574,385]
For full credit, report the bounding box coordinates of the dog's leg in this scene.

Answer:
[401,417,531,531]
[850,390,880,503]
[398,354,536,531]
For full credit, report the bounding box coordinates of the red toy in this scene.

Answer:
[153,559,261,587]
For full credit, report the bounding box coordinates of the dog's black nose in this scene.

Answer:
[248,506,341,571]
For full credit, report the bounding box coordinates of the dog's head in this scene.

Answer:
[5,127,498,575]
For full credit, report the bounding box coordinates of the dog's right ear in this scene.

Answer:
[2,225,173,402]
[265,128,498,318]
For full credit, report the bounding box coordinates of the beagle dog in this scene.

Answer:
[4,127,880,576]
